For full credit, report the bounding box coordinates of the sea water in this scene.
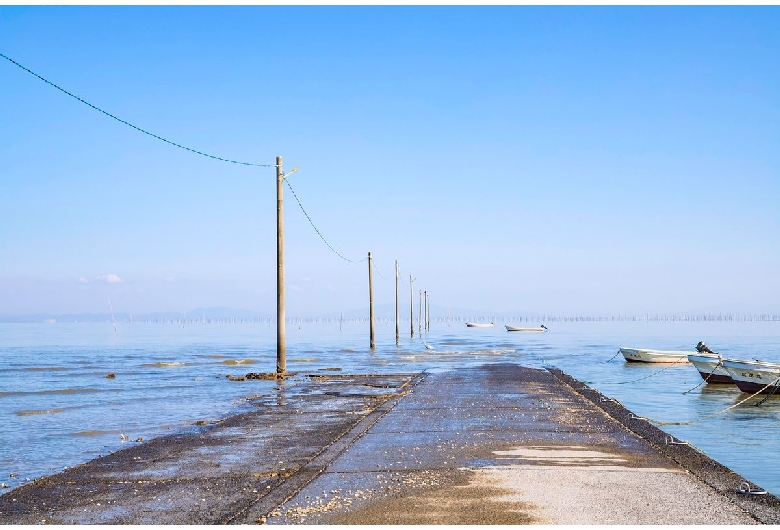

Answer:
[1,319,779,496]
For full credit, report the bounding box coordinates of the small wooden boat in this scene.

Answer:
[505,324,548,332]
[619,347,693,363]
[722,358,780,394]
[465,322,493,328]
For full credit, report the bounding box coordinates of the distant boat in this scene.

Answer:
[505,324,548,332]
[619,347,693,363]
[466,322,493,328]
[688,342,733,384]
[722,358,780,394]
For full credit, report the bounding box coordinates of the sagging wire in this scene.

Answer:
[370,258,388,280]
[284,178,364,264]
[1,52,271,168]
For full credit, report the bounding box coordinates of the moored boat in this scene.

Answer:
[505,324,548,332]
[619,347,693,363]
[722,358,780,395]
[688,341,733,384]
[465,322,493,328]
[688,352,734,383]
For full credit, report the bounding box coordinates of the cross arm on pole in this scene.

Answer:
[282,166,300,180]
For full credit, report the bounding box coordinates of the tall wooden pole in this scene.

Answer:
[395,260,399,345]
[427,292,431,331]
[409,275,414,338]
[368,252,375,350]
[424,290,428,332]
[418,289,422,335]
[276,155,286,374]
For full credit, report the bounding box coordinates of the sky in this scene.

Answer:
[1,6,779,318]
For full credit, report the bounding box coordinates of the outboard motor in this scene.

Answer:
[696,341,714,354]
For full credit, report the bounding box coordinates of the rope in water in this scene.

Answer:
[599,356,690,385]
[630,374,780,426]
[682,357,723,395]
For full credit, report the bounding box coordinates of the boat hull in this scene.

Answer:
[505,326,546,332]
[687,353,733,384]
[465,323,493,328]
[722,359,780,394]
[619,348,692,363]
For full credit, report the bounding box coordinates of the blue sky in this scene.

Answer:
[1,6,779,317]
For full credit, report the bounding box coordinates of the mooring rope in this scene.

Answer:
[599,356,690,385]
[682,358,723,395]
[630,374,780,426]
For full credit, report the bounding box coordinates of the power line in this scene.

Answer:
[0,52,272,168]
[284,178,364,263]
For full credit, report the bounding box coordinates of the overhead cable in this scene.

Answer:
[284,179,364,263]
[0,52,272,167]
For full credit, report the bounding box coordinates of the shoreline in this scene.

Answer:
[1,364,778,524]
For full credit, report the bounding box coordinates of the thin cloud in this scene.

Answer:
[78,277,89,284]
[99,273,124,284]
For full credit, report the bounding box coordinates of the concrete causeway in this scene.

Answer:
[1,363,778,524]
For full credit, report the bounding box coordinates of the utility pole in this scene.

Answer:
[369,252,375,350]
[409,275,415,338]
[418,289,422,335]
[427,292,431,331]
[424,290,428,332]
[395,260,399,345]
[276,155,286,375]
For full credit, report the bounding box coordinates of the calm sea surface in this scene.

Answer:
[1,320,779,495]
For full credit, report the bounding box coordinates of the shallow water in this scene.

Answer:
[1,320,779,495]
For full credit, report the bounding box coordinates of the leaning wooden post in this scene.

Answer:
[369,252,375,350]
[276,155,286,375]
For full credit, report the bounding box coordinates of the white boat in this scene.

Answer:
[722,358,780,394]
[505,324,548,332]
[619,347,693,363]
[465,322,493,328]
[688,352,734,384]
[687,342,733,384]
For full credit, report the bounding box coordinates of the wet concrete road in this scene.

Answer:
[1,364,778,524]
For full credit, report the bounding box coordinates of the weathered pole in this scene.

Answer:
[368,252,375,350]
[276,155,286,375]
[409,275,414,338]
[427,292,431,331]
[418,289,422,335]
[424,290,428,332]
[395,260,399,345]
